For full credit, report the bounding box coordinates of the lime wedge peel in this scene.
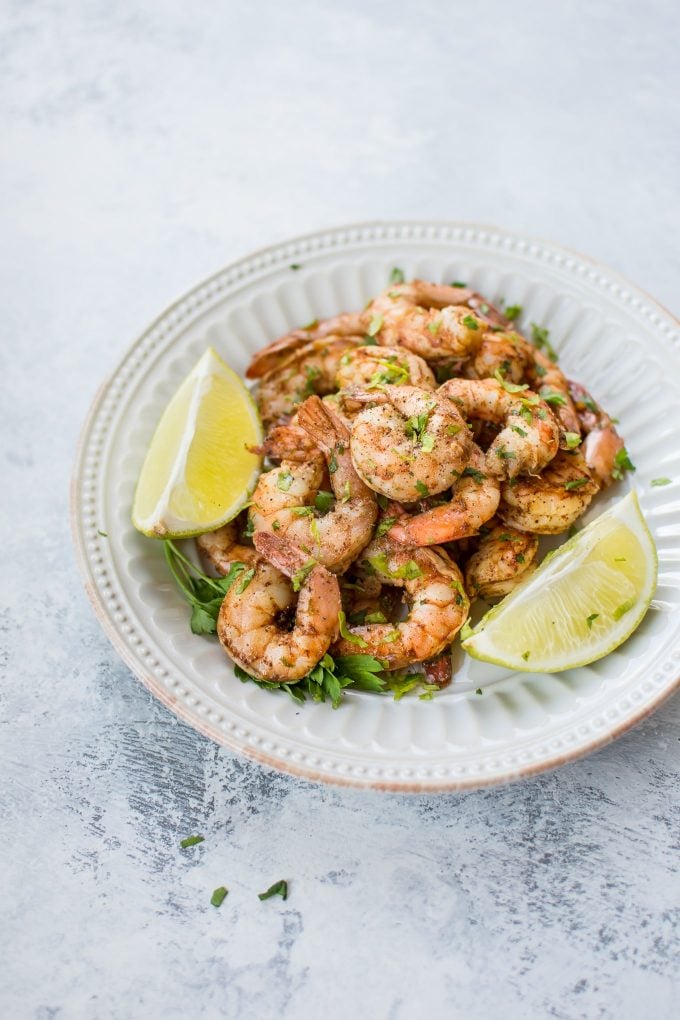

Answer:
[461,490,657,673]
[132,347,263,539]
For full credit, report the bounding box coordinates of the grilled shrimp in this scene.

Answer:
[217,532,341,682]
[498,449,599,534]
[256,335,360,427]
[251,398,377,573]
[568,381,625,485]
[348,385,472,501]
[367,281,485,361]
[331,537,469,667]
[438,377,560,479]
[256,422,321,464]
[464,521,539,600]
[196,521,258,575]
[388,445,500,546]
[246,311,365,379]
[335,345,436,392]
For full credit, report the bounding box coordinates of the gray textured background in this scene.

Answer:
[2,2,679,1017]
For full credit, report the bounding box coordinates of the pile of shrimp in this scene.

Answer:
[199,278,626,690]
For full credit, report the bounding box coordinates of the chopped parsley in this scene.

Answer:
[367,553,422,580]
[539,387,567,407]
[328,451,338,474]
[291,559,316,592]
[376,516,397,537]
[259,880,288,902]
[451,280,467,288]
[277,470,294,491]
[611,446,636,481]
[367,314,384,337]
[564,477,589,491]
[235,653,387,708]
[180,835,204,849]
[427,319,442,335]
[235,567,256,594]
[289,263,302,270]
[415,480,430,497]
[461,466,486,483]
[405,412,430,443]
[462,314,479,330]
[493,369,529,394]
[586,614,599,630]
[504,304,522,321]
[521,651,531,661]
[530,323,558,361]
[390,267,405,284]
[564,432,582,449]
[338,609,368,647]
[651,477,671,487]
[315,490,335,513]
[211,887,228,907]
[421,433,435,453]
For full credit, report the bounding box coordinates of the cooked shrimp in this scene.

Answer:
[464,521,539,600]
[568,381,624,485]
[196,521,258,575]
[526,349,581,436]
[246,311,365,379]
[367,281,485,361]
[438,377,560,479]
[331,537,469,667]
[388,445,500,546]
[251,398,377,573]
[256,335,360,427]
[497,449,599,534]
[470,331,533,384]
[335,345,436,392]
[256,422,321,464]
[217,532,341,682]
[348,384,472,501]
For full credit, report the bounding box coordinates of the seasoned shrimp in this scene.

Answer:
[388,445,500,546]
[256,335,360,427]
[498,449,599,534]
[256,422,321,464]
[464,521,539,600]
[252,398,377,573]
[348,384,472,501]
[246,311,365,379]
[568,381,624,485]
[196,521,258,575]
[367,281,485,361]
[217,532,341,682]
[335,345,436,392]
[438,377,560,479]
[331,537,469,667]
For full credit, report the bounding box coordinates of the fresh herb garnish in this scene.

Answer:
[390,267,405,284]
[289,263,302,270]
[328,451,338,474]
[259,880,288,902]
[367,314,383,337]
[530,323,558,361]
[564,432,582,449]
[180,835,205,849]
[415,480,430,497]
[97,529,108,537]
[211,886,228,907]
[539,387,567,407]
[611,446,636,481]
[493,369,529,394]
[405,412,430,443]
[338,609,368,647]
[315,490,335,513]
[462,314,479,330]
[421,433,435,453]
[564,478,589,490]
[504,304,522,321]
[475,687,483,696]
[461,466,486,483]
[651,477,671,487]
[277,470,294,491]
[586,613,599,629]
[291,559,316,592]
[236,652,387,708]
[376,516,397,537]
[451,281,467,288]
[235,566,256,594]
[164,541,248,636]
[427,319,442,335]
[521,650,531,661]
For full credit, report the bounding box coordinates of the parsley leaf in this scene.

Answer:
[651,477,671,487]
[461,466,486,483]
[376,516,397,537]
[390,267,405,284]
[277,470,294,491]
[504,303,522,321]
[259,880,288,902]
[291,559,316,591]
[539,387,567,407]
[564,432,582,449]
[180,835,204,849]
[493,369,529,394]
[315,490,335,513]
[564,477,589,490]
[211,886,228,907]
[367,314,383,337]
[611,446,636,481]
[415,480,429,497]
[530,323,558,361]
[164,541,248,636]
[338,609,368,647]
[586,613,599,629]
[462,314,479,330]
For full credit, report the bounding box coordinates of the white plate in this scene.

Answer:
[72,222,680,791]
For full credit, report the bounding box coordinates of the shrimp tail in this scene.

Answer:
[253,531,315,577]
[296,394,350,450]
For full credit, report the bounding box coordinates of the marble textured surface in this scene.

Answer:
[2,2,679,1017]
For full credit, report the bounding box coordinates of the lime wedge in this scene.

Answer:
[461,491,657,672]
[132,347,262,538]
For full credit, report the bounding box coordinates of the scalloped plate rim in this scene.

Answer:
[71,219,680,792]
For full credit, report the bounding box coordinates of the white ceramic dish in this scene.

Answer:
[72,221,680,791]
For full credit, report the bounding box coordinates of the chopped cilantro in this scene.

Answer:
[539,387,567,407]
[421,433,435,453]
[235,567,256,595]
[462,466,486,483]
[338,609,368,647]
